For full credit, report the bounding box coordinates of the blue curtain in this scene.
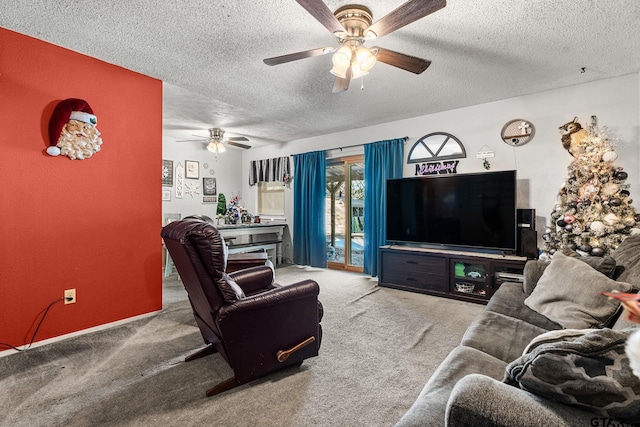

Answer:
[293,151,326,267]
[364,138,404,276]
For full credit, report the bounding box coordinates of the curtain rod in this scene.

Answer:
[289,136,409,156]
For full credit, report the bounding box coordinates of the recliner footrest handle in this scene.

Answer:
[277,336,316,362]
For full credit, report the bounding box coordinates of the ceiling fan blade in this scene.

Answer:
[332,67,352,93]
[264,47,333,66]
[175,139,208,143]
[373,47,431,74]
[295,0,345,34]
[227,141,251,149]
[227,136,249,142]
[366,0,446,38]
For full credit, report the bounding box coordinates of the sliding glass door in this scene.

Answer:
[326,156,364,272]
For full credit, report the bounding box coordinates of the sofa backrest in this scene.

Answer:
[611,235,640,291]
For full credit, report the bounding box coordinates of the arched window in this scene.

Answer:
[407,132,466,163]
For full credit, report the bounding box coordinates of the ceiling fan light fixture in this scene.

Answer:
[207,141,226,154]
[332,45,352,67]
[355,46,376,71]
[330,62,350,78]
[350,62,368,79]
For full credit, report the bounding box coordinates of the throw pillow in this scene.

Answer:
[523,249,616,295]
[504,328,640,423]
[524,251,632,329]
[561,248,617,278]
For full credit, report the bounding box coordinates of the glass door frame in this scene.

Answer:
[326,155,364,273]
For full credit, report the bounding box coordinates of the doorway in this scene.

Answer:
[325,156,364,272]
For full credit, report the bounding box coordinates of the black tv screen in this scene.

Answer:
[386,171,517,252]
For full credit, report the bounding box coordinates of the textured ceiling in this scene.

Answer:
[2,1,640,149]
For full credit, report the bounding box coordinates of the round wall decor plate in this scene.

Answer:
[501,119,535,146]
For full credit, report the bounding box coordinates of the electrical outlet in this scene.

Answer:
[64,289,76,305]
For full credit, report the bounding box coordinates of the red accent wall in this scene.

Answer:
[0,28,162,351]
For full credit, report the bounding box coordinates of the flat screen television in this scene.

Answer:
[386,170,517,253]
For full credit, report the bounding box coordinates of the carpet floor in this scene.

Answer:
[0,265,483,427]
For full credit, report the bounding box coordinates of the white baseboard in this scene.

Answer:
[0,309,161,358]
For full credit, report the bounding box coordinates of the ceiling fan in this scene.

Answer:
[263,0,446,93]
[176,128,251,153]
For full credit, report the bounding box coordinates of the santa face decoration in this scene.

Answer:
[47,98,103,160]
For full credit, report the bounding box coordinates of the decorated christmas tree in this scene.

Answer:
[541,116,640,260]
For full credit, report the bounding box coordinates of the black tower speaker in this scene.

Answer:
[517,209,538,258]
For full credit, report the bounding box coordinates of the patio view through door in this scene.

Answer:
[326,156,364,272]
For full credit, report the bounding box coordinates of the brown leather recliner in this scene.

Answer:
[161,218,323,396]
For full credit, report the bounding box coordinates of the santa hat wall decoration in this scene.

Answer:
[47,98,103,160]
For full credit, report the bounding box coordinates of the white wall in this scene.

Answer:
[162,140,243,222]
[241,73,640,254]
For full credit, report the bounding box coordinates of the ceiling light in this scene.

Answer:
[207,141,226,154]
[355,46,376,72]
[330,41,377,80]
[330,45,353,78]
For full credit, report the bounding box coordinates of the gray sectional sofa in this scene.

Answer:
[396,236,640,427]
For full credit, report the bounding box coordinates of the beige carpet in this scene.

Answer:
[0,265,484,427]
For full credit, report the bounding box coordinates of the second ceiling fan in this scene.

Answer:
[264,0,446,93]
[176,128,251,154]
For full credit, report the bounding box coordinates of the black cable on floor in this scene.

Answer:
[0,297,64,352]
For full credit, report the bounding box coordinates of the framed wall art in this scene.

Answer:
[162,159,174,186]
[162,189,171,201]
[185,160,199,179]
[203,177,217,195]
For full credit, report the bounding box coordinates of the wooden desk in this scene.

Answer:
[217,223,286,264]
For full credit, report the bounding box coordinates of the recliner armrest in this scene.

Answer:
[217,280,319,318]
[228,265,275,295]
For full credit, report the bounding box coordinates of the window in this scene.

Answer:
[258,181,284,215]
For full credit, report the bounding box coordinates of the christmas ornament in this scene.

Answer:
[603,213,619,226]
[579,244,593,253]
[591,247,605,257]
[578,178,600,200]
[615,171,629,180]
[602,182,620,196]
[563,214,575,224]
[610,198,622,207]
[590,221,605,234]
[556,219,566,227]
[602,150,618,162]
[559,117,589,157]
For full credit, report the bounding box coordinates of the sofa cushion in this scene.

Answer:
[504,328,640,423]
[524,251,632,329]
[522,249,616,295]
[461,311,553,363]
[486,282,563,330]
[612,235,640,291]
[395,346,507,427]
[448,374,604,427]
[522,259,550,295]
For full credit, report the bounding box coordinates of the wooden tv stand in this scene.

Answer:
[378,245,528,304]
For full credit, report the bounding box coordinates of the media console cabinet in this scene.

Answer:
[378,245,528,304]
